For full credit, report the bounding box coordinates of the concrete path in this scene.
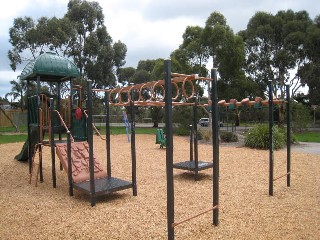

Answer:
[291,142,320,155]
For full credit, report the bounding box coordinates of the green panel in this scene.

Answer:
[20,52,80,82]
[71,109,87,141]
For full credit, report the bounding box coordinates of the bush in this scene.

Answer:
[220,131,238,142]
[198,129,211,141]
[244,124,286,150]
[291,102,311,133]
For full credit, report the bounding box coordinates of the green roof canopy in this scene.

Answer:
[20,52,80,82]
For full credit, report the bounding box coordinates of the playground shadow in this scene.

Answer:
[74,191,130,203]
[174,171,212,182]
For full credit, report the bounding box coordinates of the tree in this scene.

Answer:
[117,67,136,86]
[299,15,320,105]
[65,0,126,88]
[5,78,27,110]
[179,26,209,76]
[8,0,126,90]
[240,10,313,98]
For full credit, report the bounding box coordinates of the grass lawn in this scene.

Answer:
[0,126,158,144]
[294,131,320,143]
[0,134,28,144]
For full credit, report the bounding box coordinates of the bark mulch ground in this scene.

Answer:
[0,134,319,239]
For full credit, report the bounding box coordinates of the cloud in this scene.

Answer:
[0,70,19,98]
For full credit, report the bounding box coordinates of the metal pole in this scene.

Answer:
[49,98,56,188]
[164,59,174,240]
[87,80,96,206]
[27,80,32,174]
[193,102,199,181]
[211,69,219,226]
[105,91,111,178]
[57,82,62,141]
[189,125,193,161]
[268,80,274,196]
[286,84,291,187]
[67,131,73,196]
[130,96,137,196]
[36,76,43,182]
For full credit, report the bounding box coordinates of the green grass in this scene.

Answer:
[294,132,320,143]
[0,126,158,144]
[0,134,28,144]
[0,126,28,133]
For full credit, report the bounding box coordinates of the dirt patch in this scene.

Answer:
[0,134,319,239]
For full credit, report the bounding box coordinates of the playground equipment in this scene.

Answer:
[101,60,292,239]
[172,104,213,181]
[18,53,292,238]
[19,52,137,206]
[156,128,166,148]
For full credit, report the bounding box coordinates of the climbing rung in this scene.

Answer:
[273,172,290,182]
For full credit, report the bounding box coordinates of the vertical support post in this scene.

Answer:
[164,59,174,240]
[49,98,56,188]
[286,84,291,187]
[211,69,219,226]
[57,82,62,141]
[87,80,96,207]
[57,82,63,171]
[67,131,73,196]
[70,78,73,126]
[27,80,32,174]
[130,96,137,196]
[38,143,42,182]
[36,76,43,182]
[105,91,111,178]
[189,125,193,161]
[193,102,199,181]
[268,80,274,196]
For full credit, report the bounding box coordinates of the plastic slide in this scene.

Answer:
[15,129,38,161]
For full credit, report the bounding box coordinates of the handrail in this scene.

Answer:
[52,110,74,142]
[83,110,106,141]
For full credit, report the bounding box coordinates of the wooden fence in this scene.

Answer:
[0,109,27,127]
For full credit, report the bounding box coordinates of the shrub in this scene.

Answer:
[291,102,311,133]
[198,129,211,141]
[244,124,286,149]
[220,131,238,142]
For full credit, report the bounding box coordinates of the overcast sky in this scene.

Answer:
[0,0,318,98]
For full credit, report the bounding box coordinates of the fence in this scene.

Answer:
[0,110,27,127]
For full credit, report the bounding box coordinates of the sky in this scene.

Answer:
[0,0,318,99]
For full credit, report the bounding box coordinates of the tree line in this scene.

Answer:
[5,0,320,112]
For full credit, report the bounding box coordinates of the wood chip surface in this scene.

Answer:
[0,134,319,239]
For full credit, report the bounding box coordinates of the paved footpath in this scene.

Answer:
[291,142,320,155]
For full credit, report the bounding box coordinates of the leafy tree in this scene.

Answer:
[240,10,313,97]
[5,79,27,110]
[117,67,136,86]
[202,12,229,68]
[291,102,312,132]
[179,26,209,76]
[8,17,36,71]
[299,15,320,105]
[65,0,126,88]
[8,0,126,91]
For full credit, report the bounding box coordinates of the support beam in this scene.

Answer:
[211,68,219,226]
[130,97,137,196]
[87,80,96,207]
[268,80,274,196]
[286,84,291,187]
[105,91,111,178]
[165,59,174,240]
